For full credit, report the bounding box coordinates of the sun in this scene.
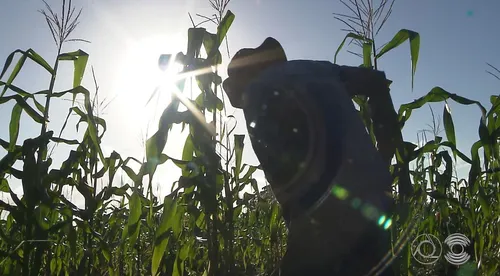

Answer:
[111,33,186,135]
[108,32,217,166]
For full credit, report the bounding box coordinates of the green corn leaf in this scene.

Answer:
[58,50,89,102]
[68,222,77,259]
[122,165,141,185]
[439,141,472,164]
[0,178,10,193]
[478,116,493,164]
[47,86,107,166]
[146,100,181,175]
[8,104,22,152]
[1,49,54,97]
[49,137,80,145]
[1,53,27,97]
[76,181,95,208]
[33,97,45,113]
[98,184,131,201]
[362,42,372,68]
[171,205,183,238]
[468,140,482,193]
[203,31,222,65]
[194,84,224,112]
[145,131,167,175]
[334,32,370,64]
[442,102,457,159]
[233,205,243,221]
[179,242,190,261]
[0,138,8,149]
[234,135,245,177]
[172,254,181,276]
[240,165,258,184]
[0,81,31,97]
[204,10,234,64]
[0,50,22,80]
[87,120,106,166]
[398,87,486,128]
[108,151,122,187]
[181,135,194,176]
[187,28,206,60]
[269,203,280,238]
[26,49,54,74]
[0,95,45,123]
[34,204,51,230]
[376,29,420,89]
[217,10,235,45]
[437,151,453,191]
[152,197,177,276]
[74,86,107,166]
[126,191,142,246]
[477,187,491,219]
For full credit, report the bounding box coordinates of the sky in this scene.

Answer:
[0,0,499,206]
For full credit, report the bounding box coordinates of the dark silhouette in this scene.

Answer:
[223,37,396,276]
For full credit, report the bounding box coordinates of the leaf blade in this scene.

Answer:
[334,32,369,64]
[375,29,420,88]
[442,102,457,158]
[8,104,22,152]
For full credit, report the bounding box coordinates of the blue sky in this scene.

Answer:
[1,0,499,204]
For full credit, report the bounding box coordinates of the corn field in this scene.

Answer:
[0,1,498,275]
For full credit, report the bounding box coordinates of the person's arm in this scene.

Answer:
[241,60,394,276]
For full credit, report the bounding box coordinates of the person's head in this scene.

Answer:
[223,37,287,108]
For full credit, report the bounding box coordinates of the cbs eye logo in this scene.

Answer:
[411,233,471,266]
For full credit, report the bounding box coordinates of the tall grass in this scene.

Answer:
[333,1,498,275]
[0,0,498,276]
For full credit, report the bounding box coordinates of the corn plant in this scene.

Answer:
[143,1,287,274]
[333,1,499,275]
[0,0,497,276]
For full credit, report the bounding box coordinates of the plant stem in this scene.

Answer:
[372,30,378,70]
[38,45,62,161]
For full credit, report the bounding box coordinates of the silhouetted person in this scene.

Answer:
[223,37,395,276]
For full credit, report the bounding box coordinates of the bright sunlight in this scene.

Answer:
[112,34,186,138]
[108,33,190,198]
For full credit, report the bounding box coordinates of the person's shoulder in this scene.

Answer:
[254,60,341,83]
[279,59,339,73]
